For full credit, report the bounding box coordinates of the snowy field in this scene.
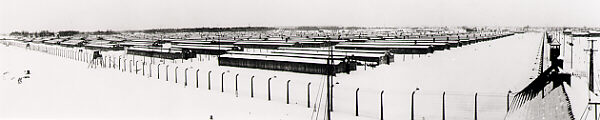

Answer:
[1,33,549,120]
[560,34,600,120]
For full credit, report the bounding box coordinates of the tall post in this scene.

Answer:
[185,68,189,87]
[380,90,384,120]
[570,37,573,69]
[251,76,255,98]
[157,64,161,79]
[507,91,512,112]
[235,74,239,97]
[165,65,169,81]
[196,69,200,88]
[475,92,478,120]
[585,40,597,91]
[268,77,272,101]
[221,72,226,92]
[142,62,145,76]
[123,59,127,72]
[135,61,139,74]
[307,82,311,108]
[443,91,446,120]
[287,80,291,104]
[129,60,133,73]
[411,88,420,120]
[326,44,333,120]
[208,71,212,90]
[148,63,152,77]
[356,88,360,116]
[175,66,178,83]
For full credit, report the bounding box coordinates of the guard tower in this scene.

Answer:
[550,41,563,68]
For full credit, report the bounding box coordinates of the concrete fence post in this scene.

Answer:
[356,88,360,116]
[129,60,133,73]
[251,76,255,98]
[118,58,121,70]
[123,59,127,72]
[165,65,169,81]
[235,74,239,97]
[411,88,420,120]
[196,69,200,88]
[443,91,446,120]
[507,90,512,112]
[268,77,272,101]
[175,66,179,83]
[221,72,226,92]
[142,62,146,76]
[287,80,291,104]
[135,61,139,74]
[208,71,212,90]
[380,90,384,120]
[308,82,311,108]
[157,64,161,79]
[475,92,478,120]
[148,63,152,77]
[184,68,189,87]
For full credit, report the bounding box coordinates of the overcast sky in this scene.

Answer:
[1,0,599,33]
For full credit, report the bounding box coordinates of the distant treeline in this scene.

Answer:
[140,27,277,33]
[57,30,80,36]
[9,31,55,37]
[90,30,119,35]
[9,30,120,37]
[285,26,366,31]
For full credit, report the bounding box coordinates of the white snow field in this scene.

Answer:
[1,32,550,120]
[561,35,600,120]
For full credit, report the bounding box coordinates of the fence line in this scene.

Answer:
[0,40,515,120]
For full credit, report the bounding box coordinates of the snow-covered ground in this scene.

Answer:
[560,34,600,120]
[1,33,547,120]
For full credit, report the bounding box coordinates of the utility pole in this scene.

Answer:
[325,39,333,120]
[585,39,597,92]
[571,36,574,69]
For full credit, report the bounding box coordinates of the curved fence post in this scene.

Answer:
[443,91,446,120]
[507,90,512,112]
[380,90,384,120]
[475,92,478,120]
[135,61,139,74]
[207,71,212,90]
[110,56,114,68]
[221,72,226,92]
[235,74,239,97]
[148,63,152,77]
[105,56,108,68]
[196,69,200,88]
[122,59,127,72]
[286,80,291,104]
[175,66,179,83]
[251,76,255,98]
[165,65,169,81]
[184,68,189,87]
[118,57,122,70]
[113,56,117,69]
[356,88,360,116]
[142,62,146,76]
[129,60,133,73]
[114,57,117,69]
[108,56,112,68]
[268,77,272,101]
[157,64,161,79]
[411,88,420,120]
[308,82,311,108]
